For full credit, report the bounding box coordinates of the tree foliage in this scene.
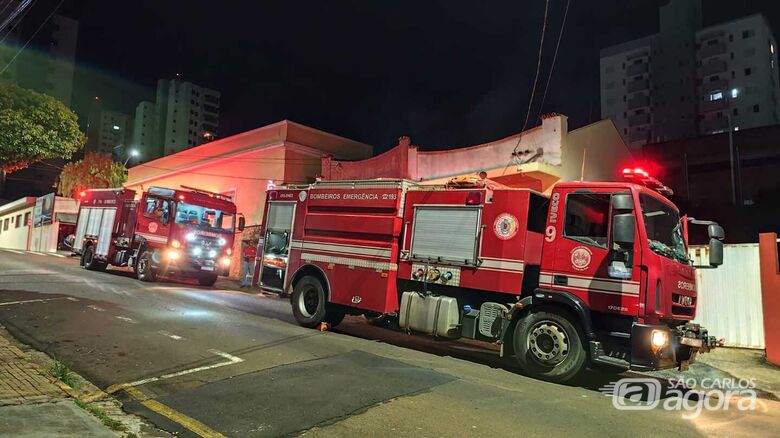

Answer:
[0,81,85,172]
[56,152,127,198]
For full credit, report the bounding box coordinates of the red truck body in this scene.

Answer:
[73,186,240,286]
[258,177,723,382]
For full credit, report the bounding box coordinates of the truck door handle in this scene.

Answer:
[554,275,568,286]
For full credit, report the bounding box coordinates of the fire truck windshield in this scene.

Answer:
[175,202,234,233]
[639,193,689,263]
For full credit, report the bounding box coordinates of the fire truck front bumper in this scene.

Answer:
[155,251,230,277]
[629,322,721,372]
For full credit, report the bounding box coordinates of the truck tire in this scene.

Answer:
[81,245,106,271]
[512,309,587,384]
[197,274,218,287]
[291,276,344,328]
[136,250,157,282]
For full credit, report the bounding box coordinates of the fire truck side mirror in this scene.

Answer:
[237,215,245,232]
[612,214,636,245]
[611,193,634,212]
[708,224,725,240]
[708,239,724,267]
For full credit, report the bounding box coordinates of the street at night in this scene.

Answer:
[0,249,778,437]
[3,0,780,437]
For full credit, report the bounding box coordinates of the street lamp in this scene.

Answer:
[124,149,139,166]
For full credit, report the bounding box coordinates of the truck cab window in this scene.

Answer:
[143,197,169,224]
[563,193,611,249]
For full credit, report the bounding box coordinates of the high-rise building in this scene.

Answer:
[131,79,220,160]
[600,0,780,148]
[85,108,132,157]
[0,3,78,107]
[132,101,157,159]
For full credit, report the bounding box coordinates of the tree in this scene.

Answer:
[0,81,85,173]
[56,152,127,198]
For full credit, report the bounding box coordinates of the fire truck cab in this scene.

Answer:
[73,186,244,286]
[259,174,723,382]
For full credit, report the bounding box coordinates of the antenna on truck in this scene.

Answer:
[180,185,232,201]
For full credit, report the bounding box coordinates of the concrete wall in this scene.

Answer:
[0,204,34,250]
[563,119,634,183]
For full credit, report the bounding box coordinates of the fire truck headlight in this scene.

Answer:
[220,257,231,267]
[171,240,181,249]
[192,246,202,256]
[651,330,669,351]
[217,238,227,246]
[167,249,181,260]
[185,232,197,242]
[208,249,217,258]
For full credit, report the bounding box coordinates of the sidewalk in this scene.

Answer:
[697,347,780,399]
[0,329,116,437]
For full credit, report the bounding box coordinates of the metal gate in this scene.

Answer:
[690,244,765,348]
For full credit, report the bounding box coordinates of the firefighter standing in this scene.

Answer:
[240,239,257,288]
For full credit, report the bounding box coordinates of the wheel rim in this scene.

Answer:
[297,285,319,318]
[527,320,570,366]
[138,257,148,275]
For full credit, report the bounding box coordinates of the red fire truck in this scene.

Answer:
[257,171,724,382]
[73,186,244,286]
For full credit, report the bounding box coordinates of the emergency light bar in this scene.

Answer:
[622,168,674,196]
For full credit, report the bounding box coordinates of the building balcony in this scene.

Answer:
[627,94,650,110]
[627,78,650,93]
[701,98,728,112]
[628,113,650,126]
[699,60,727,77]
[700,117,729,134]
[627,61,649,76]
[699,41,726,58]
[701,79,728,95]
[628,128,651,143]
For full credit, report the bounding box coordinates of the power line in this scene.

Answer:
[506,0,551,173]
[536,0,571,121]
[520,0,550,136]
[0,0,62,76]
[0,0,36,44]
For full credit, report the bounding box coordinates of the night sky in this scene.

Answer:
[47,0,780,152]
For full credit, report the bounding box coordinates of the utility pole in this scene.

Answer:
[727,113,737,206]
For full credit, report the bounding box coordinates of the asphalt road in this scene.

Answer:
[0,249,778,437]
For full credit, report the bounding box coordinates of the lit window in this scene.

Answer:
[709,91,723,101]
[112,125,120,130]
[731,88,739,98]
[734,126,740,131]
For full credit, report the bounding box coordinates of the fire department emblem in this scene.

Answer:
[493,213,519,240]
[148,222,158,233]
[299,191,307,202]
[570,246,592,271]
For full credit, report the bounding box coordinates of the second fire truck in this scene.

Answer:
[258,171,724,382]
[73,186,244,286]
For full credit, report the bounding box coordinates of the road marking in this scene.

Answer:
[87,305,105,312]
[124,386,226,438]
[106,349,244,393]
[158,330,183,340]
[0,297,67,306]
[115,316,136,323]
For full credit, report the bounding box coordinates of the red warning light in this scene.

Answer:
[79,190,87,198]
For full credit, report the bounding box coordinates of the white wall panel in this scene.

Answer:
[691,244,764,348]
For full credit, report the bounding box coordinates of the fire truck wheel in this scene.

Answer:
[292,276,330,328]
[512,309,586,383]
[81,246,106,271]
[197,274,218,287]
[136,250,157,282]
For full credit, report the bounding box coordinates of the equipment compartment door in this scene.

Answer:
[260,202,295,291]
